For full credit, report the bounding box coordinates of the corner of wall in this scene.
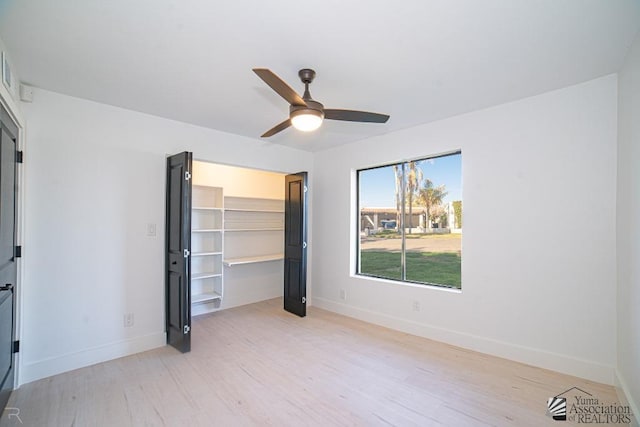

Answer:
[615,28,640,426]
[615,370,640,427]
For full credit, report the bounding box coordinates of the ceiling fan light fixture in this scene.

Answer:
[290,109,324,132]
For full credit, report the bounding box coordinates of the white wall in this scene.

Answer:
[616,32,640,418]
[312,75,618,384]
[193,161,285,199]
[20,88,313,384]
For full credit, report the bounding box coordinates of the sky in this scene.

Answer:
[359,153,462,207]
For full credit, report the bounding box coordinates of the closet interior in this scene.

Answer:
[190,161,286,316]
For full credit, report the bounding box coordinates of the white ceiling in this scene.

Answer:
[1,0,639,152]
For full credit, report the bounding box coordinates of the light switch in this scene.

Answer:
[147,223,157,237]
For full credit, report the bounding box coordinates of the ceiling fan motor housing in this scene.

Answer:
[290,99,324,119]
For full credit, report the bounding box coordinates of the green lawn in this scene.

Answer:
[360,251,461,289]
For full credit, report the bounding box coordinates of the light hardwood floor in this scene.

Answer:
[1,299,628,426]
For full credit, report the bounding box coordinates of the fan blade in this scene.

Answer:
[324,109,390,123]
[253,68,307,107]
[261,119,291,138]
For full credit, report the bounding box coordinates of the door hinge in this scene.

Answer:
[184,171,191,181]
[183,249,190,258]
[302,297,306,304]
[303,241,307,249]
[304,185,308,193]
[15,246,21,258]
[12,340,19,353]
[183,325,191,334]
[16,151,23,164]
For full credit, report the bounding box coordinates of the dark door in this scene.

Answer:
[284,172,308,317]
[165,152,192,353]
[0,104,18,411]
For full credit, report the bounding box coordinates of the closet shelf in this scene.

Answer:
[191,272,223,280]
[191,251,223,257]
[192,228,223,233]
[225,228,284,232]
[224,208,284,213]
[192,291,222,304]
[223,253,284,267]
[192,207,223,211]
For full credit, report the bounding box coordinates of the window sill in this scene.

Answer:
[352,273,462,294]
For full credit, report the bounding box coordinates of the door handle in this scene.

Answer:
[0,284,13,292]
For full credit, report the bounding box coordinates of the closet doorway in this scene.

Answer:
[165,153,307,353]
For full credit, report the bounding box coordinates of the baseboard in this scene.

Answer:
[313,297,615,385]
[19,332,166,386]
[615,370,640,427]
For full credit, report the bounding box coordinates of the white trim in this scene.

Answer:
[615,369,640,427]
[19,332,166,385]
[313,296,615,385]
[352,272,462,294]
[1,52,12,91]
[0,86,25,391]
[0,80,24,127]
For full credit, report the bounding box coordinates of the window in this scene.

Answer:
[357,152,462,289]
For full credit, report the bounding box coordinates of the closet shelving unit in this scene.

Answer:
[191,185,224,316]
[190,183,285,316]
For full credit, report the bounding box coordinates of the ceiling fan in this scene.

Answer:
[253,68,390,137]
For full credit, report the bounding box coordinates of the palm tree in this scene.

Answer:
[393,164,402,230]
[405,161,423,234]
[418,179,448,229]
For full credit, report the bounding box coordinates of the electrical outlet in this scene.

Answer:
[124,313,134,328]
[412,301,420,312]
[339,289,346,301]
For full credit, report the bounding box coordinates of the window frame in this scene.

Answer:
[356,150,462,289]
